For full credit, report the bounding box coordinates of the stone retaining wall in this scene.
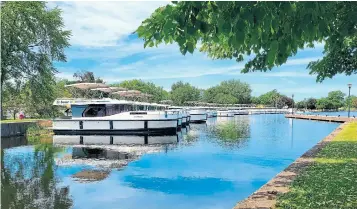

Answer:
[1,120,52,137]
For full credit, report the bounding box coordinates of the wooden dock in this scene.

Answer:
[285,114,357,123]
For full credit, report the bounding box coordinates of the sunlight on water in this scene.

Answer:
[1,115,339,209]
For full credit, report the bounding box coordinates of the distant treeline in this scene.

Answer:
[2,70,356,119]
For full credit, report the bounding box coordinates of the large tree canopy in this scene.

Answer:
[137,2,357,82]
[1,1,71,86]
[203,79,251,104]
[255,89,293,108]
[111,79,169,103]
[170,81,200,105]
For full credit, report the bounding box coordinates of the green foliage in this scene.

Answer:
[295,101,306,109]
[211,121,249,142]
[352,97,357,108]
[203,79,251,104]
[316,90,346,110]
[214,93,238,104]
[111,79,169,103]
[255,89,293,108]
[1,144,72,209]
[250,96,259,105]
[1,1,71,86]
[316,97,334,110]
[170,81,200,105]
[306,98,317,109]
[26,124,52,137]
[73,70,104,83]
[2,78,72,119]
[1,1,70,118]
[343,95,356,109]
[137,2,357,82]
[277,122,357,208]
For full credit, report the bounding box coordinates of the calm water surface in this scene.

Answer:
[2,114,339,209]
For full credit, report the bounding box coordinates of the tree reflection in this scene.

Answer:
[208,119,250,148]
[1,142,73,209]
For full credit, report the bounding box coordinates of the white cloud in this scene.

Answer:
[284,56,322,66]
[51,1,167,47]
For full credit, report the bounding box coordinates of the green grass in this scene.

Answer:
[276,122,357,209]
[0,118,42,123]
[210,120,249,142]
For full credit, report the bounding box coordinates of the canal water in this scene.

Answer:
[1,114,339,209]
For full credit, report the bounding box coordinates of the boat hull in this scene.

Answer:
[217,111,235,117]
[53,119,178,135]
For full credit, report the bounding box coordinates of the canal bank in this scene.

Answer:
[1,120,52,137]
[234,121,356,209]
[285,114,357,123]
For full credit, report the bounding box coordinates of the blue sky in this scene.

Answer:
[51,1,357,101]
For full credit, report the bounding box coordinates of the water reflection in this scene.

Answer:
[207,116,251,148]
[123,176,235,196]
[1,136,28,149]
[53,134,181,170]
[1,115,341,209]
[1,142,73,209]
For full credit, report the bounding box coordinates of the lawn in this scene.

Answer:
[276,122,357,209]
[0,119,42,123]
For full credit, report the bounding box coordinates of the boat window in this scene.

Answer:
[83,106,106,117]
[130,112,147,115]
[72,105,88,118]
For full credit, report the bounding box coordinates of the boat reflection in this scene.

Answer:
[53,133,183,172]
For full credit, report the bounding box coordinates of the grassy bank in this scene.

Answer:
[0,119,42,123]
[277,122,357,208]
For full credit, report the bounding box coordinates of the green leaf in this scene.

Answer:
[163,20,174,34]
[200,21,209,33]
[267,40,279,66]
[186,42,194,54]
[180,46,188,55]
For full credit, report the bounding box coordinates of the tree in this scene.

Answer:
[170,81,200,105]
[136,2,357,82]
[279,95,294,108]
[316,98,334,110]
[111,79,169,103]
[1,2,71,117]
[203,79,251,104]
[256,89,293,108]
[214,93,238,104]
[344,95,356,109]
[250,96,260,105]
[257,90,280,107]
[306,98,317,109]
[73,70,103,83]
[315,90,345,110]
[327,90,345,109]
[296,101,306,109]
[352,97,357,108]
[2,81,25,119]
[2,77,72,119]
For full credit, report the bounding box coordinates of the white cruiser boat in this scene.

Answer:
[233,110,249,115]
[52,98,180,135]
[217,110,235,117]
[206,109,217,118]
[188,108,207,123]
[167,106,190,127]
